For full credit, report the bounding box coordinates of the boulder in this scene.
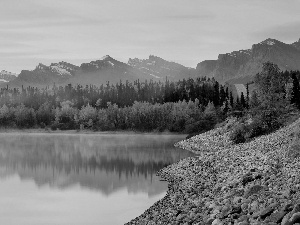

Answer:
[244,185,265,198]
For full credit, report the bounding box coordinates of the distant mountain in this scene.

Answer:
[5,55,197,88]
[128,55,196,80]
[67,55,151,86]
[292,38,300,50]
[196,38,300,84]
[0,70,17,83]
[8,62,79,87]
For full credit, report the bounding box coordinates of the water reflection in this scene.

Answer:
[0,133,194,196]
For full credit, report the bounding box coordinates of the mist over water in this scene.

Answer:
[0,133,194,225]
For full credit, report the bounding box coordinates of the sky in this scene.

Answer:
[1,0,300,74]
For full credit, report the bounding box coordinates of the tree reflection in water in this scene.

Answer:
[0,133,194,196]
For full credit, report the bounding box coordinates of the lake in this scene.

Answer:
[0,133,194,225]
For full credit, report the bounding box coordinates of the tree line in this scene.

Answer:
[0,77,232,109]
[0,77,231,132]
[0,67,299,134]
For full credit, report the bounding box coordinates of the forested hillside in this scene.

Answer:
[0,64,299,134]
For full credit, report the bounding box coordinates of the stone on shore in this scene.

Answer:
[126,117,300,225]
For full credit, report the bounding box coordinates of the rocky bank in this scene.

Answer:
[126,117,300,225]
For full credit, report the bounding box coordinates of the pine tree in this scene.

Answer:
[246,83,249,108]
[249,90,259,108]
[229,91,234,108]
[222,99,229,114]
[235,95,240,109]
[213,81,220,106]
[291,73,300,109]
[225,87,229,99]
[240,92,246,109]
[219,85,226,106]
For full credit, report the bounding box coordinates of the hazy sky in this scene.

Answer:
[1,0,300,73]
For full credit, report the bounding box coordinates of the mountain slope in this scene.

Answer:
[5,55,197,88]
[0,70,17,83]
[66,55,151,86]
[128,55,196,81]
[196,38,300,84]
[7,62,79,88]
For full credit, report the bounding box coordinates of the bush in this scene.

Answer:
[241,108,283,141]
[230,123,247,144]
[185,117,216,135]
[260,109,282,132]
[244,119,265,140]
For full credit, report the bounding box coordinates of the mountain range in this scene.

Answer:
[3,55,197,88]
[197,38,300,83]
[2,37,300,88]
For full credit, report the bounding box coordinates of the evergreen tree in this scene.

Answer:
[246,83,249,109]
[249,90,259,108]
[229,91,234,108]
[240,92,246,109]
[235,95,241,110]
[291,73,300,109]
[219,85,226,106]
[225,87,229,99]
[213,81,220,106]
[222,99,229,114]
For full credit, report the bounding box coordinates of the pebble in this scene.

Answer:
[212,218,223,225]
[126,117,300,225]
[269,210,287,223]
[244,185,264,198]
[288,212,300,224]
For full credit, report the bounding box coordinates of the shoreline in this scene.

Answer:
[126,118,300,225]
[0,128,186,136]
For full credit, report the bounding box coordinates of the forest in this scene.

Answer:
[0,66,299,134]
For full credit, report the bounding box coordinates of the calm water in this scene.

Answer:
[0,133,194,225]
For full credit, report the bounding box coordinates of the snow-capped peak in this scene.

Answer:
[0,70,17,76]
[260,38,278,46]
[49,62,76,76]
[0,70,17,82]
[100,55,111,60]
[107,61,114,66]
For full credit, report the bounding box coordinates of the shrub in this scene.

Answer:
[230,123,247,144]
[245,119,265,140]
[260,109,282,132]
[185,118,216,135]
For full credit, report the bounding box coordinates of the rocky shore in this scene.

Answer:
[126,117,300,225]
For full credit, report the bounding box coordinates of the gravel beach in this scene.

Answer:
[126,118,300,225]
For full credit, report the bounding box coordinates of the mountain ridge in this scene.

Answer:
[0,70,17,83]
[196,37,300,84]
[3,37,300,87]
[4,55,197,88]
